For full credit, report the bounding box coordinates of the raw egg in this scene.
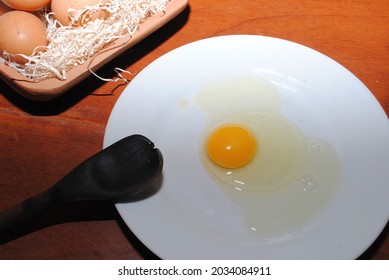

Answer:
[51,0,109,26]
[1,0,51,12]
[0,11,48,64]
[197,76,342,237]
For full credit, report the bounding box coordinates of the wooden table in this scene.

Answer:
[0,0,388,259]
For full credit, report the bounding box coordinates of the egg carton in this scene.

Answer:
[0,0,188,101]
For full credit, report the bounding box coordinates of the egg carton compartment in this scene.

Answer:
[0,0,188,101]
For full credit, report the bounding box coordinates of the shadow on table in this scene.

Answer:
[357,221,388,260]
[0,200,115,244]
[0,5,190,116]
[0,200,159,259]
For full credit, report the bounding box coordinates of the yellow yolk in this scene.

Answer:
[206,124,257,169]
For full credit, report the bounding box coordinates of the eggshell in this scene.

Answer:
[51,0,109,26]
[0,1,13,15]
[1,0,51,12]
[0,11,48,64]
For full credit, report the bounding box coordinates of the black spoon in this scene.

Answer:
[0,134,163,232]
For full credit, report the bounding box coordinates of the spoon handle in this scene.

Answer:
[0,188,55,231]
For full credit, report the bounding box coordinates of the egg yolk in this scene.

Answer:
[206,124,257,169]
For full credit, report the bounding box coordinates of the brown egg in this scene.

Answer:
[51,0,109,26]
[0,1,13,15]
[0,11,48,64]
[1,0,51,12]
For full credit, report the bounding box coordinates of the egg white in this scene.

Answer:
[196,76,342,237]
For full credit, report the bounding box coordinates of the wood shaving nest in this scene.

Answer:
[0,0,169,81]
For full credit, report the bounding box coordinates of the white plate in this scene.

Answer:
[104,35,389,259]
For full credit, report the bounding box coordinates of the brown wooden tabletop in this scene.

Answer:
[0,0,388,259]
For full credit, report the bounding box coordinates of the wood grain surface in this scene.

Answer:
[0,0,388,259]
